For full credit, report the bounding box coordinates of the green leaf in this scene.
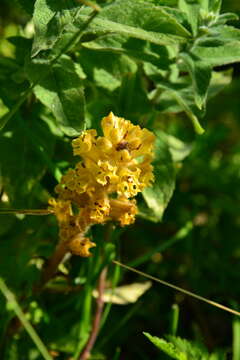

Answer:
[0,116,55,207]
[166,335,212,360]
[143,332,186,360]
[208,25,240,42]
[144,333,226,360]
[28,55,86,136]
[208,0,222,15]
[142,0,178,5]
[151,82,205,134]
[82,35,172,70]
[207,70,232,99]
[78,47,135,92]
[32,0,78,56]
[215,13,239,25]
[178,0,200,36]
[74,0,191,47]
[161,133,192,162]
[180,52,211,109]
[193,41,240,66]
[118,68,152,121]
[142,131,176,222]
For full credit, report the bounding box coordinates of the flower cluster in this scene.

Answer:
[49,112,155,257]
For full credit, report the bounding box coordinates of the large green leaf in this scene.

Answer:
[32,0,78,56]
[78,47,136,91]
[192,41,240,66]
[82,35,173,70]
[74,0,190,47]
[118,68,152,121]
[205,25,240,42]
[28,55,86,136]
[0,116,55,207]
[142,131,176,222]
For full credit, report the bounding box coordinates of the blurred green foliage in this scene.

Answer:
[1,0,240,359]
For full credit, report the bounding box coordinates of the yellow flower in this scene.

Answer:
[68,234,96,257]
[109,197,137,226]
[50,112,155,257]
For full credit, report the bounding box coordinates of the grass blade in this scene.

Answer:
[0,278,53,360]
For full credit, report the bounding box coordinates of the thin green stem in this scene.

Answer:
[0,278,53,360]
[233,317,240,360]
[170,304,179,336]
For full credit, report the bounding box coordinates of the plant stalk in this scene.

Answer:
[79,267,107,360]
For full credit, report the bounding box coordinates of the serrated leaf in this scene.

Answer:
[166,335,209,360]
[28,55,86,136]
[143,332,186,360]
[142,131,176,222]
[180,52,211,109]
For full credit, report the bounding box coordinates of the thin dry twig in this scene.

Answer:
[113,260,240,317]
[0,209,53,215]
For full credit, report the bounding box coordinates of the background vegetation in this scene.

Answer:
[1,0,240,359]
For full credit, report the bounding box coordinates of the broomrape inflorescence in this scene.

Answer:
[49,112,155,257]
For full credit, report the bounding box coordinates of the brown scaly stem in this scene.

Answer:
[79,267,107,360]
[37,240,69,292]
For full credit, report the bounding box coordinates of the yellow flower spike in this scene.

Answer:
[50,112,155,257]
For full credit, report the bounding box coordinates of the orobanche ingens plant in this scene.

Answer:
[49,112,155,257]
[1,0,240,358]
